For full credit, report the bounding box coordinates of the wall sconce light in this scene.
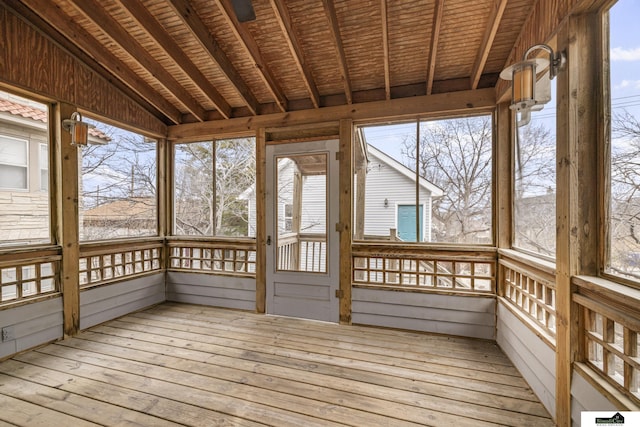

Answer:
[62,112,93,146]
[384,198,389,208]
[500,44,566,126]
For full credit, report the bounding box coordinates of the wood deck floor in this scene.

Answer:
[0,302,554,426]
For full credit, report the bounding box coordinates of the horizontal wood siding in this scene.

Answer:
[0,297,62,359]
[79,273,164,330]
[497,301,556,418]
[570,371,616,427]
[166,272,256,311]
[351,287,496,340]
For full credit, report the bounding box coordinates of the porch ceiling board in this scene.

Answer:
[15,0,542,127]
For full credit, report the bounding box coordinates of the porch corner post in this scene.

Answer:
[555,12,601,427]
[339,119,353,324]
[256,128,266,314]
[56,102,80,336]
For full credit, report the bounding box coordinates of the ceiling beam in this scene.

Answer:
[216,0,288,112]
[269,0,320,108]
[426,0,445,95]
[380,0,391,100]
[470,0,508,90]
[69,0,207,122]
[115,0,232,119]
[169,88,496,142]
[321,0,353,104]
[166,0,259,116]
[15,0,182,125]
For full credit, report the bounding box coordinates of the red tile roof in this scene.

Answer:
[0,99,111,141]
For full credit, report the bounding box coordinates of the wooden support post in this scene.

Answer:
[158,138,170,270]
[56,103,80,336]
[354,166,366,240]
[255,128,267,313]
[338,119,352,324]
[555,12,600,427]
[496,102,512,250]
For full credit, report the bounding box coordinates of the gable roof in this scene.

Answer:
[366,144,444,197]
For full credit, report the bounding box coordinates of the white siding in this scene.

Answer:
[0,297,63,359]
[363,150,433,241]
[352,287,496,340]
[167,271,255,311]
[497,301,556,418]
[570,371,617,427]
[80,273,165,330]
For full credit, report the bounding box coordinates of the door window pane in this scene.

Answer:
[276,153,327,272]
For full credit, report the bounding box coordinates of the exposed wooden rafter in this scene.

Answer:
[269,0,320,108]
[16,0,183,125]
[426,0,445,95]
[216,0,288,112]
[470,0,508,90]
[115,0,232,119]
[381,0,391,100]
[166,0,259,116]
[69,0,208,122]
[321,0,353,104]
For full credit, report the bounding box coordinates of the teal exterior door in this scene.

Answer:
[397,204,423,242]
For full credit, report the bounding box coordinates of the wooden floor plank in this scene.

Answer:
[0,372,179,427]
[97,319,533,397]
[56,332,553,424]
[0,302,554,427]
[0,359,261,427]
[130,310,516,373]
[0,393,100,427]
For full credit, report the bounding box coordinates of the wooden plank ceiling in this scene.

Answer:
[11,0,534,126]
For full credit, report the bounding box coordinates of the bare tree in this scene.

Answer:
[402,117,493,243]
[174,138,255,237]
[610,109,640,275]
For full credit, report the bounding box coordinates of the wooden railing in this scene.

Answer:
[79,239,163,288]
[277,233,326,272]
[498,250,557,342]
[0,247,60,304]
[167,238,256,276]
[574,276,640,403]
[352,244,496,293]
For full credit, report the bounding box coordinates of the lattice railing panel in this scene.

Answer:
[353,248,495,293]
[79,241,162,288]
[0,254,60,303]
[168,241,256,276]
[500,258,556,338]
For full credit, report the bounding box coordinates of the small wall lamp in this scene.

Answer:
[62,112,93,146]
[384,198,389,208]
[500,44,566,126]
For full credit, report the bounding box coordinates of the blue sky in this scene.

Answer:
[610,0,640,118]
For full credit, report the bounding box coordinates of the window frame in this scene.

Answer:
[353,113,495,247]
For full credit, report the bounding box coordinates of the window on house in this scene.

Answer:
[354,115,493,244]
[0,135,28,190]
[0,89,50,245]
[512,81,557,259]
[79,118,157,241]
[173,137,255,237]
[605,0,640,283]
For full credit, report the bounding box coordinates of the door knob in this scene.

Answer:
[266,235,272,245]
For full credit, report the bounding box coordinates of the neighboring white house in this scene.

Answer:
[242,144,443,242]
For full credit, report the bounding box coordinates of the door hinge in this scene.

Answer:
[335,151,342,161]
[335,289,344,299]
[335,222,347,232]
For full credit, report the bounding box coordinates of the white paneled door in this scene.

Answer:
[265,139,340,322]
